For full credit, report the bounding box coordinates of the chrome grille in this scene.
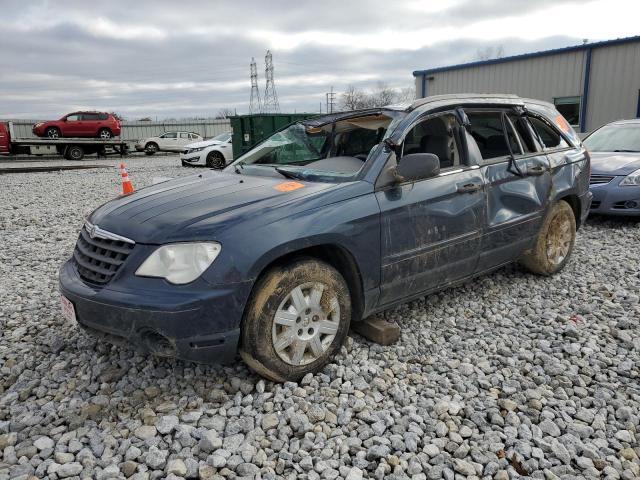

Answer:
[589,174,615,185]
[73,225,135,285]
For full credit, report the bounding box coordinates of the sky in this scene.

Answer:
[1,0,639,120]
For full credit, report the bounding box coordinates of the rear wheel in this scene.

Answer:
[98,128,112,139]
[206,151,225,169]
[45,127,61,139]
[145,142,158,155]
[520,200,576,275]
[65,145,84,161]
[240,259,351,382]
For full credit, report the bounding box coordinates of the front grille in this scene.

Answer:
[590,174,615,185]
[590,201,601,209]
[73,227,134,285]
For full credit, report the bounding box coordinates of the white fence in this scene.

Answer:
[8,119,231,142]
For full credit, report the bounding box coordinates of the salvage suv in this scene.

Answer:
[59,94,591,381]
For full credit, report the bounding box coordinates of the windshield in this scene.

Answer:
[211,132,231,142]
[226,113,398,182]
[584,124,640,152]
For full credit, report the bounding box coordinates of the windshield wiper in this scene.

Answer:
[275,167,307,180]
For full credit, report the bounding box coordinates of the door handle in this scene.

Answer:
[456,182,482,193]
[527,165,547,176]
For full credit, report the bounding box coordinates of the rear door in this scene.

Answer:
[466,109,552,270]
[375,111,485,305]
[158,132,177,150]
[178,132,192,149]
[81,113,100,136]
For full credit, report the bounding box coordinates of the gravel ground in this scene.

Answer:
[1,156,639,480]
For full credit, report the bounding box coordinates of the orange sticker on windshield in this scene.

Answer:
[554,115,570,133]
[274,181,305,192]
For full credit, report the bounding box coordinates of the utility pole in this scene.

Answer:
[263,50,280,113]
[249,57,262,114]
[325,86,335,114]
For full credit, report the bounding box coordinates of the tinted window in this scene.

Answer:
[162,132,177,139]
[554,96,580,126]
[403,114,459,169]
[528,117,569,150]
[82,113,99,121]
[98,113,109,120]
[467,111,521,160]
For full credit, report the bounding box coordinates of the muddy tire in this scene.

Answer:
[520,200,576,275]
[240,258,351,382]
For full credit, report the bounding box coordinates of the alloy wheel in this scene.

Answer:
[271,282,340,366]
[546,209,573,265]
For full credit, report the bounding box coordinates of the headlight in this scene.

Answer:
[188,147,205,153]
[620,168,640,186]
[135,242,221,284]
[34,122,44,127]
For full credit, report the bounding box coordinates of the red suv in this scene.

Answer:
[32,112,121,139]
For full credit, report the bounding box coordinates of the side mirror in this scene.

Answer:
[393,153,440,182]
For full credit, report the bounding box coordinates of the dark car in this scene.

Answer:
[33,111,121,139]
[583,119,640,216]
[59,94,591,381]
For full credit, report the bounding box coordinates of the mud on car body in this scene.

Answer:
[59,94,591,381]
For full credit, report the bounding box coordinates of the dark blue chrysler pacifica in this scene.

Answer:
[59,94,591,381]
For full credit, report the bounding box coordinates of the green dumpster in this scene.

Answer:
[230,113,317,160]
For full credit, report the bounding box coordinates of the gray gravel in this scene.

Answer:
[1,156,639,480]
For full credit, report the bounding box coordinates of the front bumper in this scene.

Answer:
[589,178,640,216]
[59,259,252,364]
[180,151,206,166]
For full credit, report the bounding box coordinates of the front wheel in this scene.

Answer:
[145,142,158,155]
[520,200,576,275]
[45,127,61,139]
[240,259,351,382]
[206,151,226,169]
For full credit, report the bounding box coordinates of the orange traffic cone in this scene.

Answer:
[119,162,135,195]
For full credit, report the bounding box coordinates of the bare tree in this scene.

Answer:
[215,108,236,119]
[474,45,505,61]
[109,112,125,121]
[340,85,367,111]
[396,86,416,103]
[367,82,397,107]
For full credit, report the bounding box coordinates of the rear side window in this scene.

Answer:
[82,113,99,121]
[528,117,569,150]
[99,113,109,120]
[467,111,522,161]
[180,133,189,139]
[162,132,177,139]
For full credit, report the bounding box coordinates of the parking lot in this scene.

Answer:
[1,156,639,479]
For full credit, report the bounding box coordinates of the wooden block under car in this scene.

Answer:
[352,316,401,345]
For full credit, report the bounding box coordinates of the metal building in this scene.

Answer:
[413,36,640,133]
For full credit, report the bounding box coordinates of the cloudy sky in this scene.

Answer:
[1,0,639,119]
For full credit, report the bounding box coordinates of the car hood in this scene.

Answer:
[88,171,337,244]
[590,152,640,175]
[185,139,220,149]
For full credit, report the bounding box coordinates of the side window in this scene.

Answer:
[98,113,109,120]
[162,132,177,139]
[402,114,460,170]
[66,114,80,121]
[180,133,189,139]
[528,116,569,150]
[466,111,521,161]
[508,114,536,153]
[82,113,99,121]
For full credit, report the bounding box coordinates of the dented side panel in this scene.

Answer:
[375,169,484,306]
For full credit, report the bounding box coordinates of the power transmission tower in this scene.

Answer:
[249,57,262,114]
[263,50,280,113]
[325,86,336,114]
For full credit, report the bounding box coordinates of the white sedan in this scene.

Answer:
[180,132,233,168]
[135,131,203,155]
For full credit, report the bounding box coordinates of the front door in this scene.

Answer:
[465,109,553,270]
[375,112,485,306]
[63,113,82,136]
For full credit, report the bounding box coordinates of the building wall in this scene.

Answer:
[418,51,585,103]
[587,42,640,130]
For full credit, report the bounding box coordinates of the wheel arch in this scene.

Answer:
[556,193,582,229]
[245,243,366,324]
